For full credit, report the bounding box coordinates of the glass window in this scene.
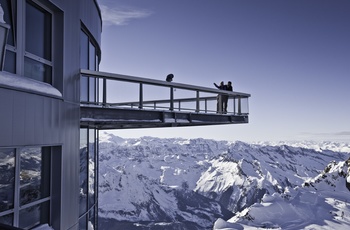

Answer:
[81,31,89,102]
[89,77,96,103]
[89,42,97,103]
[1,1,58,84]
[0,146,52,229]
[20,147,50,206]
[0,0,15,46]
[24,1,52,84]
[24,57,52,84]
[89,42,95,71]
[25,1,51,60]
[0,148,15,212]
[81,29,99,104]
[1,0,15,73]
[81,76,89,102]
[79,214,87,230]
[80,31,89,69]
[79,129,88,216]
[0,213,13,226]
[79,128,98,229]
[88,129,95,209]
[4,50,15,73]
[19,201,50,229]
[88,207,96,230]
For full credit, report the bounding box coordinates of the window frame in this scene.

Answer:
[23,0,53,84]
[2,0,60,87]
[79,25,100,229]
[79,128,98,230]
[0,146,53,229]
[80,27,100,104]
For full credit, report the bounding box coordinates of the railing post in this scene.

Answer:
[238,96,241,115]
[205,99,207,113]
[233,96,236,115]
[139,83,143,109]
[217,95,223,114]
[103,78,107,106]
[196,91,200,112]
[170,86,174,111]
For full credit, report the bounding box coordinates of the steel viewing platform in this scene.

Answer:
[80,69,250,129]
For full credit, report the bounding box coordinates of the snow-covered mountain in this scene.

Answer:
[98,132,350,229]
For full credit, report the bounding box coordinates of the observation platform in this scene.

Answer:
[80,69,250,130]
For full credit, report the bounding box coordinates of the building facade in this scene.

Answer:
[0,0,101,229]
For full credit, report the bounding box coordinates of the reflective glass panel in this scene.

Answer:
[79,129,88,216]
[81,76,89,102]
[0,213,13,226]
[89,77,96,103]
[78,213,87,230]
[26,1,51,60]
[80,30,88,69]
[0,0,14,46]
[88,129,95,208]
[20,147,50,206]
[24,57,52,84]
[4,50,16,73]
[0,148,15,212]
[19,201,50,229]
[89,42,95,71]
[88,207,96,230]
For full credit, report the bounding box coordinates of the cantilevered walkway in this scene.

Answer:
[80,70,250,129]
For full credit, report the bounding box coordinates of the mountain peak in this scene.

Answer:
[98,133,350,229]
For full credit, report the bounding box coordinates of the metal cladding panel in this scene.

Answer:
[24,95,39,144]
[80,0,102,47]
[0,0,101,229]
[56,0,102,103]
[60,103,80,230]
[0,87,79,229]
[61,0,81,103]
[11,91,26,144]
[0,88,64,146]
[43,96,61,142]
[50,1,101,229]
[0,88,12,144]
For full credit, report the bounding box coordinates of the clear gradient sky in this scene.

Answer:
[97,0,350,142]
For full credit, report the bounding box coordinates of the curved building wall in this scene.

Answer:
[0,0,101,229]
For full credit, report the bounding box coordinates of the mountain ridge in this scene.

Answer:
[98,132,350,229]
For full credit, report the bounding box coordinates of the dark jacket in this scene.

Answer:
[214,82,225,90]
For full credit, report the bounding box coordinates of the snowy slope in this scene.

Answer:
[98,132,350,229]
[214,159,350,230]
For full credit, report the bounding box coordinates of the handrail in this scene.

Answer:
[80,69,250,115]
[108,96,217,106]
[81,69,251,97]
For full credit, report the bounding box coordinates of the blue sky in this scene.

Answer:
[97,0,350,142]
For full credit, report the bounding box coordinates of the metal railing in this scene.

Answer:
[80,69,250,115]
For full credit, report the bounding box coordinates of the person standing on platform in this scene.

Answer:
[214,81,225,113]
[223,81,233,113]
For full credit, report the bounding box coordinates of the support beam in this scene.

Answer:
[80,106,248,130]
